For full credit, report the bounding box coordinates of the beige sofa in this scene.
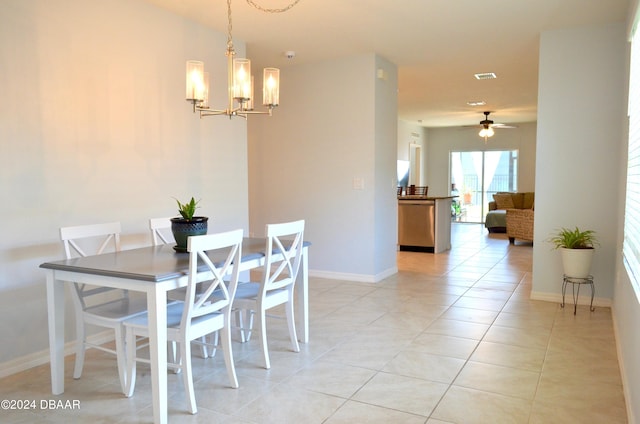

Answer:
[485,192,534,243]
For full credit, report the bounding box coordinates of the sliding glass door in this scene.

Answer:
[450,150,518,223]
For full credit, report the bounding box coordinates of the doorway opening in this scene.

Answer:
[450,150,518,223]
[409,143,421,186]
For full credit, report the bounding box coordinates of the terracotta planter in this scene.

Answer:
[560,247,594,278]
[170,216,208,252]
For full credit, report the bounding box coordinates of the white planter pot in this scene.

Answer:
[560,248,594,278]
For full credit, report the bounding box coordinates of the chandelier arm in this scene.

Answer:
[197,104,272,117]
[200,111,244,119]
[240,109,273,116]
[198,109,230,116]
[245,0,302,13]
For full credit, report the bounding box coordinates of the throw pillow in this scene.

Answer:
[493,193,515,210]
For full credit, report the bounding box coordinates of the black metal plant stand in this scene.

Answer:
[561,274,595,315]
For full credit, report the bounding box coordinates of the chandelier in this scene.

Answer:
[185,0,300,119]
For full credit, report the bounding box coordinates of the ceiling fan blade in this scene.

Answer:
[461,112,518,129]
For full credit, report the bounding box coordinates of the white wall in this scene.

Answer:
[397,120,428,186]
[424,123,537,197]
[532,24,625,303]
[248,54,398,281]
[614,2,640,421]
[0,0,249,369]
[373,55,400,277]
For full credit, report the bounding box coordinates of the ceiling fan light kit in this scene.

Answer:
[479,111,495,142]
[466,111,517,143]
[479,126,494,138]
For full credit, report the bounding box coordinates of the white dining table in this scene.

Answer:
[41,238,309,424]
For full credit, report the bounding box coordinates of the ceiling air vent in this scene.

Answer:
[474,72,497,80]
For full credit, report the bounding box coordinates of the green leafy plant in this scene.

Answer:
[174,197,200,221]
[548,227,598,249]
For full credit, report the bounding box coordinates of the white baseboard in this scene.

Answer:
[375,266,398,282]
[309,266,397,283]
[0,330,114,379]
[610,306,637,424]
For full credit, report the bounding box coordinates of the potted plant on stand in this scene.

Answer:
[171,197,208,252]
[549,227,598,278]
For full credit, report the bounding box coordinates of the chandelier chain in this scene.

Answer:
[245,0,302,14]
[227,0,300,49]
[227,0,234,49]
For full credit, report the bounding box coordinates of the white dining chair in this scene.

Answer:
[124,229,243,414]
[149,216,214,360]
[149,216,175,246]
[233,219,304,369]
[59,222,148,394]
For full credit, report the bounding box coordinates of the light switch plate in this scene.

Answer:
[353,177,364,190]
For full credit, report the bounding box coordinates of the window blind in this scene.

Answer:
[623,23,640,300]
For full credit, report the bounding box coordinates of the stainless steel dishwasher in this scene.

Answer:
[398,199,435,252]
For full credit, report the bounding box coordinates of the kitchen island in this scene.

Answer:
[398,195,455,253]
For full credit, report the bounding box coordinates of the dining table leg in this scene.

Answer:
[46,272,65,395]
[146,285,168,424]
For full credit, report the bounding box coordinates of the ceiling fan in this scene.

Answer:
[467,111,517,142]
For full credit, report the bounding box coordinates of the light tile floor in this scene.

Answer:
[0,224,628,423]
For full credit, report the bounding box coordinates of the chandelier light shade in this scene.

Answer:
[185,0,300,119]
[186,61,205,102]
[263,68,280,107]
[232,58,251,101]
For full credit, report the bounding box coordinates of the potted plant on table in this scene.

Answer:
[170,197,208,252]
[548,227,598,278]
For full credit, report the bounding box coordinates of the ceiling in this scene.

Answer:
[142,0,629,128]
